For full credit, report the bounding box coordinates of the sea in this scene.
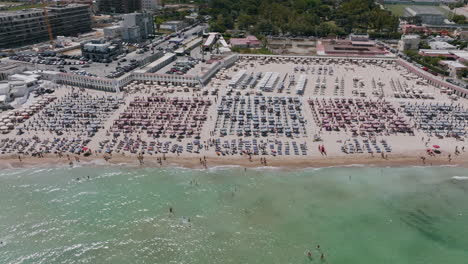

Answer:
[1,165,468,264]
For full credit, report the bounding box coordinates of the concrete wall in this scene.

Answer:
[396,59,468,98]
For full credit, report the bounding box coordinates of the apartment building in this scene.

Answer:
[0,4,92,49]
[98,0,141,14]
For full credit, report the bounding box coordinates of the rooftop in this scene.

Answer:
[402,35,421,40]
[429,41,456,50]
[405,6,445,16]
[0,4,88,18]
[230,36,261,46]
[440,60,466,68]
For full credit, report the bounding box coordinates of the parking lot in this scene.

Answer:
[2,23,207,79]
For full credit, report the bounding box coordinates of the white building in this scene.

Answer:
[120,12,154,42]
[429,41,456,50]
[0,72,39,109]
[439,60,467,77]
[160,21,186,32]
[398,35,421,51]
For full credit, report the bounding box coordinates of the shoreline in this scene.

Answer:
[1,152,466,170]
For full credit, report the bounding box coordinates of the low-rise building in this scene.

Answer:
[160,21,187,32]
[398,35,421,51]
[0,61,26,81]
[429,41,456,50]
[455,30,468,41]
[103,25,122,38]
[349,33,370,42]
[404,6,445,25]
[230,36,261,49]
[439,60,467,77]
[0,72,39,109]
[80,39,122,61]
[401,24,429,35]
[318,38,388,56]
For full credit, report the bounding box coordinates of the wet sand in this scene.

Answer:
[1,151,467,170]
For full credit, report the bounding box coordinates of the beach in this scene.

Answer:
[0,56,467,168]
[1,150,467,170]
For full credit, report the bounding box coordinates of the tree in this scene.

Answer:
[452,14,466,24]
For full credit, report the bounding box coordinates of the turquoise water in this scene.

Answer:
[1,165,468,263]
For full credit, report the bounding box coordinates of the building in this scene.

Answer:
[134,52,176,73]
[0,72,39,109]
[98,0,141,14]
[0,4,92,49]
[120,12,154,42]
[141,0,160,10]
[404,6,445,25]
[398,35,421,51]
[401,24,429,34]
[429,41,456,50]
[349,33,370,42]
[418,49,456,57]
[439,60,467,77]
[160,21,186,32]
[318,38,388,56]
[230,36,261,49]
[0,61,26,81]
[455,30,468,41]
[418,49,468,62]
[80,39,122,61]
[103,25,122,38]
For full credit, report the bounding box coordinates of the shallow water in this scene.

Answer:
[1,166,468,263]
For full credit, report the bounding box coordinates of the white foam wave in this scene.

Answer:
[451,176,468,180]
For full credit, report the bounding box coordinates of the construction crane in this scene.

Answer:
[31,0,54,45]
[40,0,54,46]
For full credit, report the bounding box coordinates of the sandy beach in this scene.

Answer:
[1,56,467,169]
[1,149,467,170]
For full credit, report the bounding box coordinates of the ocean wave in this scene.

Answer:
[439,164,459,168]
[451,176,468,180]
[250,166,284,171]
[205,165,243,172]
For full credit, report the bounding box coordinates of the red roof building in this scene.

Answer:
[230,35,261,49]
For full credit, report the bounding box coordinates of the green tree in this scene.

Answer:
[452,14,466,24]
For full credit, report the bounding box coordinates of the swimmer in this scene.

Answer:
[321,253,325,260]
[169,207,173,213]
